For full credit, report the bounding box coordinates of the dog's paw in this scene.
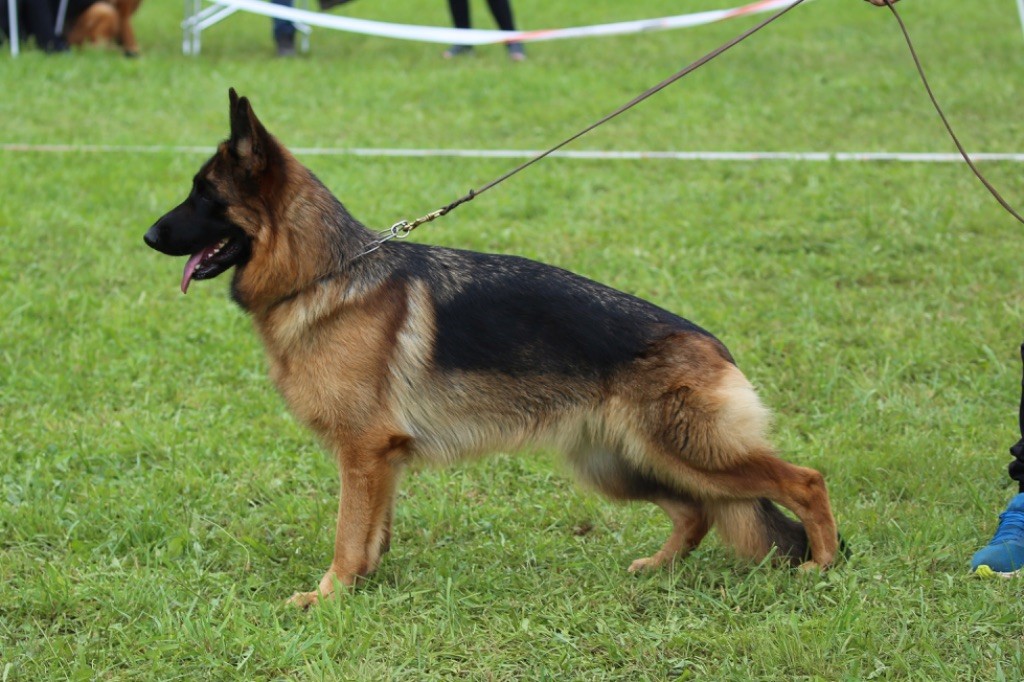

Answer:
[287,570,347,608]
[797,560,827,573]
[286,590,322,609]
[628,555,665,573]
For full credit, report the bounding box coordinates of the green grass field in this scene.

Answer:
[3,0,1024,678]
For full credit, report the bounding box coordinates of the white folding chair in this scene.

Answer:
[183,0,312,56]
[7,0,19,56]
[54,0,69,35]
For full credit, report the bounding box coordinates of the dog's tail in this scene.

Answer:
[708,498,811,566]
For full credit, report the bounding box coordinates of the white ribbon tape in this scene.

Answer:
[186,0,811,46]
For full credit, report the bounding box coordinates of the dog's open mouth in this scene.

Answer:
[181,235,248,293]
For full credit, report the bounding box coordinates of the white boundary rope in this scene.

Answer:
[3,143,1024,162]
[183,0,813,47]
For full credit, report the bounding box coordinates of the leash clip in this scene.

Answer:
[350,220,412,262]
[390,220,411,239]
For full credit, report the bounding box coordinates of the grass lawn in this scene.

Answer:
[3,0,1024,678]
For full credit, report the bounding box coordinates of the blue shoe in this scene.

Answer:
[971,493,1024,577]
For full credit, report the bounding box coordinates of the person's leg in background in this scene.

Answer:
[972,342,1024,577]
[0,2,9,44]
[443,0,524,61]
[272,0,296,56]
[484,0,524,60]
[443,0,472,58]
[15,0,67,52]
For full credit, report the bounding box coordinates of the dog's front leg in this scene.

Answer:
[288,437,403,608]
[115,0,142,56]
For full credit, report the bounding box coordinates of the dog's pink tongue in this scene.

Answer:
[181,246,214,294]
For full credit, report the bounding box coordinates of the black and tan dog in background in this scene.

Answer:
[144,90,839,607]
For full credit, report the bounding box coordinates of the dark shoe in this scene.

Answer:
[507,42,526,62]
[275,35,296,57]
[43,36,70,54]
[972,493,1024,577]
[442,44,473,59]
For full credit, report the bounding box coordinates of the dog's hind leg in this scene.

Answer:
[566,444,710,572]
[288,433,406,609]
[67,3,120,47]
[701,452,837,570]
[627,497,710,573]
[619,334,838,569]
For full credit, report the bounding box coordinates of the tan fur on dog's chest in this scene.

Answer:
[254,281,410,441]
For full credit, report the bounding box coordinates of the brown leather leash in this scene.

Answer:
[359,0,1023,257]
[357,0,811,256]
[881,0,1024,225]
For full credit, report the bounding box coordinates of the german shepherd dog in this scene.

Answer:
[144,90,839,607]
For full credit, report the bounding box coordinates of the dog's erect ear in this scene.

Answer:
[227,88,271,172]
[228,87,240,121]
[228,87,245,142]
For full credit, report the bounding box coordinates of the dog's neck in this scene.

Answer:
[231,167,377,315]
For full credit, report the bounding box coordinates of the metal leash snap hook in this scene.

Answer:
[390,220,411,239]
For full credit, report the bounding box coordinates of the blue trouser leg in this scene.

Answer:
[272,0,295,42]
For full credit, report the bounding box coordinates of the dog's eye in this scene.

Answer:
[190,179,220,209]
[192,191,218,213]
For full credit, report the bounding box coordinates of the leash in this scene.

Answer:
[359,0,1023,259]
[881,0,1024,225]
[356,0,811,258]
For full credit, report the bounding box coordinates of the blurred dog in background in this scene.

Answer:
[67,0,143,56]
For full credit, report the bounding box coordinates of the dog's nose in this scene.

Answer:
[143,224,160,249]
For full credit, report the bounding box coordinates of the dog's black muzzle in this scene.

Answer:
[144,203,206,257]
[143,221,169,253]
